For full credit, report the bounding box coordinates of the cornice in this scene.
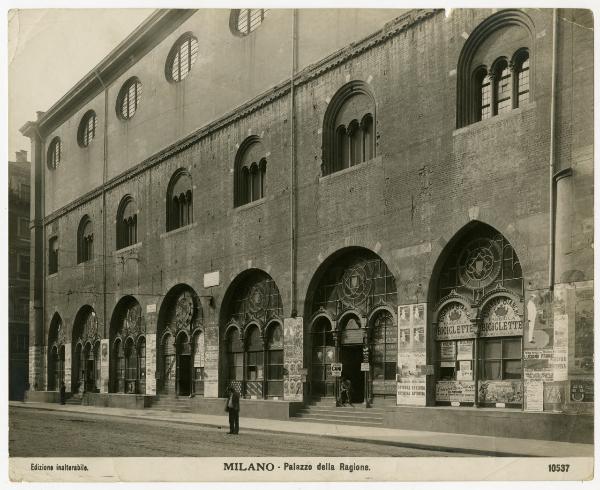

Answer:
[43,8,442,225]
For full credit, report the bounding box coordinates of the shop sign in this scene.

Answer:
[396,377,426,406]
[525,380,544,412]
[480,297,523,338]
[456,369,473,381]
[570,379,594,402]
[456,340,473,360]
[360,362,370,372]
[435,381,475,402]
[331,363,342,377]
[478,380,523,404]
[435,303,474,340]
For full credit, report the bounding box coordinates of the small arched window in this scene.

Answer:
[78,110,96,147]
[322,81,376,176]
[48,236,59,275]
[117,77,142,120]
[493,59,512,115]
[117,196,138,250]
[230,9,269,36]
[234,137,267,207]
[513,50,530,107]
[77,216,94,263]
[47,137,61,169]
[166,34,199,83]
[166,171,193,231]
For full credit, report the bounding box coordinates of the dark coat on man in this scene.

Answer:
[225,390,241,434]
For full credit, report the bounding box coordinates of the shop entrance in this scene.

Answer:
[178,355,191,396]
[340,345,364,403]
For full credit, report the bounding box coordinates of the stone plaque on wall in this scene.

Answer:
[100,339,109,393]
[283,317,303,401]
[396,303,427,406]
[145,334,156,395]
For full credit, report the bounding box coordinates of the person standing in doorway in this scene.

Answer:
[225,386,240,434]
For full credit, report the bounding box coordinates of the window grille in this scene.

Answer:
[234,9,268,36]
[118,78,142,120]
[47,137,61,169]
[168,35,198,82]
[78,111,96,147]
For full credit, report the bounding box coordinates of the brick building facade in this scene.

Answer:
[21,8,593,441]
[8,151,31,400]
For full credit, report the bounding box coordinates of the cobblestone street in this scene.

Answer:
[9,406,465,457]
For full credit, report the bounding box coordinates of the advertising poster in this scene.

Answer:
[283,317,303,401]
[525,380,544,412]
[203,325,219,397]
[440,341,455,359]
[478,380,523,404]
[145,334,156,395]
[573,287,593,373]
[63,343,72,392]
[570,379,594,403]
[396,378,426,406]
[456,340,473,360]
[435,381,475,402]
[397,303,427,406]
[100,338,110,393]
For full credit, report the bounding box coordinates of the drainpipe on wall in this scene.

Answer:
[94,69,109,339]
[548,9,558,292]
[289,9,298,317]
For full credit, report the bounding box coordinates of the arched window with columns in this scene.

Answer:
[322,81,376,176]
[234,137,268,207]
[166,170,193,231]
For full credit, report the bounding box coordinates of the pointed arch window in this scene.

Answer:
[117,196,138,249]
[167,171,193,231]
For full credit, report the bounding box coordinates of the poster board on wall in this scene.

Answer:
[145,334,156,395]
[396,303,426,406]
[283,317,303,401]
[203,324,219,397]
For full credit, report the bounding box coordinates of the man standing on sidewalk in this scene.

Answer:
[225,386,240,434]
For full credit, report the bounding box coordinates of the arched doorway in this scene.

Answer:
[430,222,524,408]
[109,296,145,394]
[47,313,65,391]
[219,270,283,398]
[157,285,204,396]
[305,248,398,405]
[72,306,100,393]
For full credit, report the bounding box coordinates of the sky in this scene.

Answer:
[7,8,153,160]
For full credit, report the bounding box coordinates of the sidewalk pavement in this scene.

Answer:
[10,400,593,458]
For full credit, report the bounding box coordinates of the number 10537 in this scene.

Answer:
[548,464,570,472]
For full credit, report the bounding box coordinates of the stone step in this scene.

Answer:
[296,408,384,420]
[292,416,384,427]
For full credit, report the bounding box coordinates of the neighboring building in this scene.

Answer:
[21,9,593,441]
[9,150,31,400]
